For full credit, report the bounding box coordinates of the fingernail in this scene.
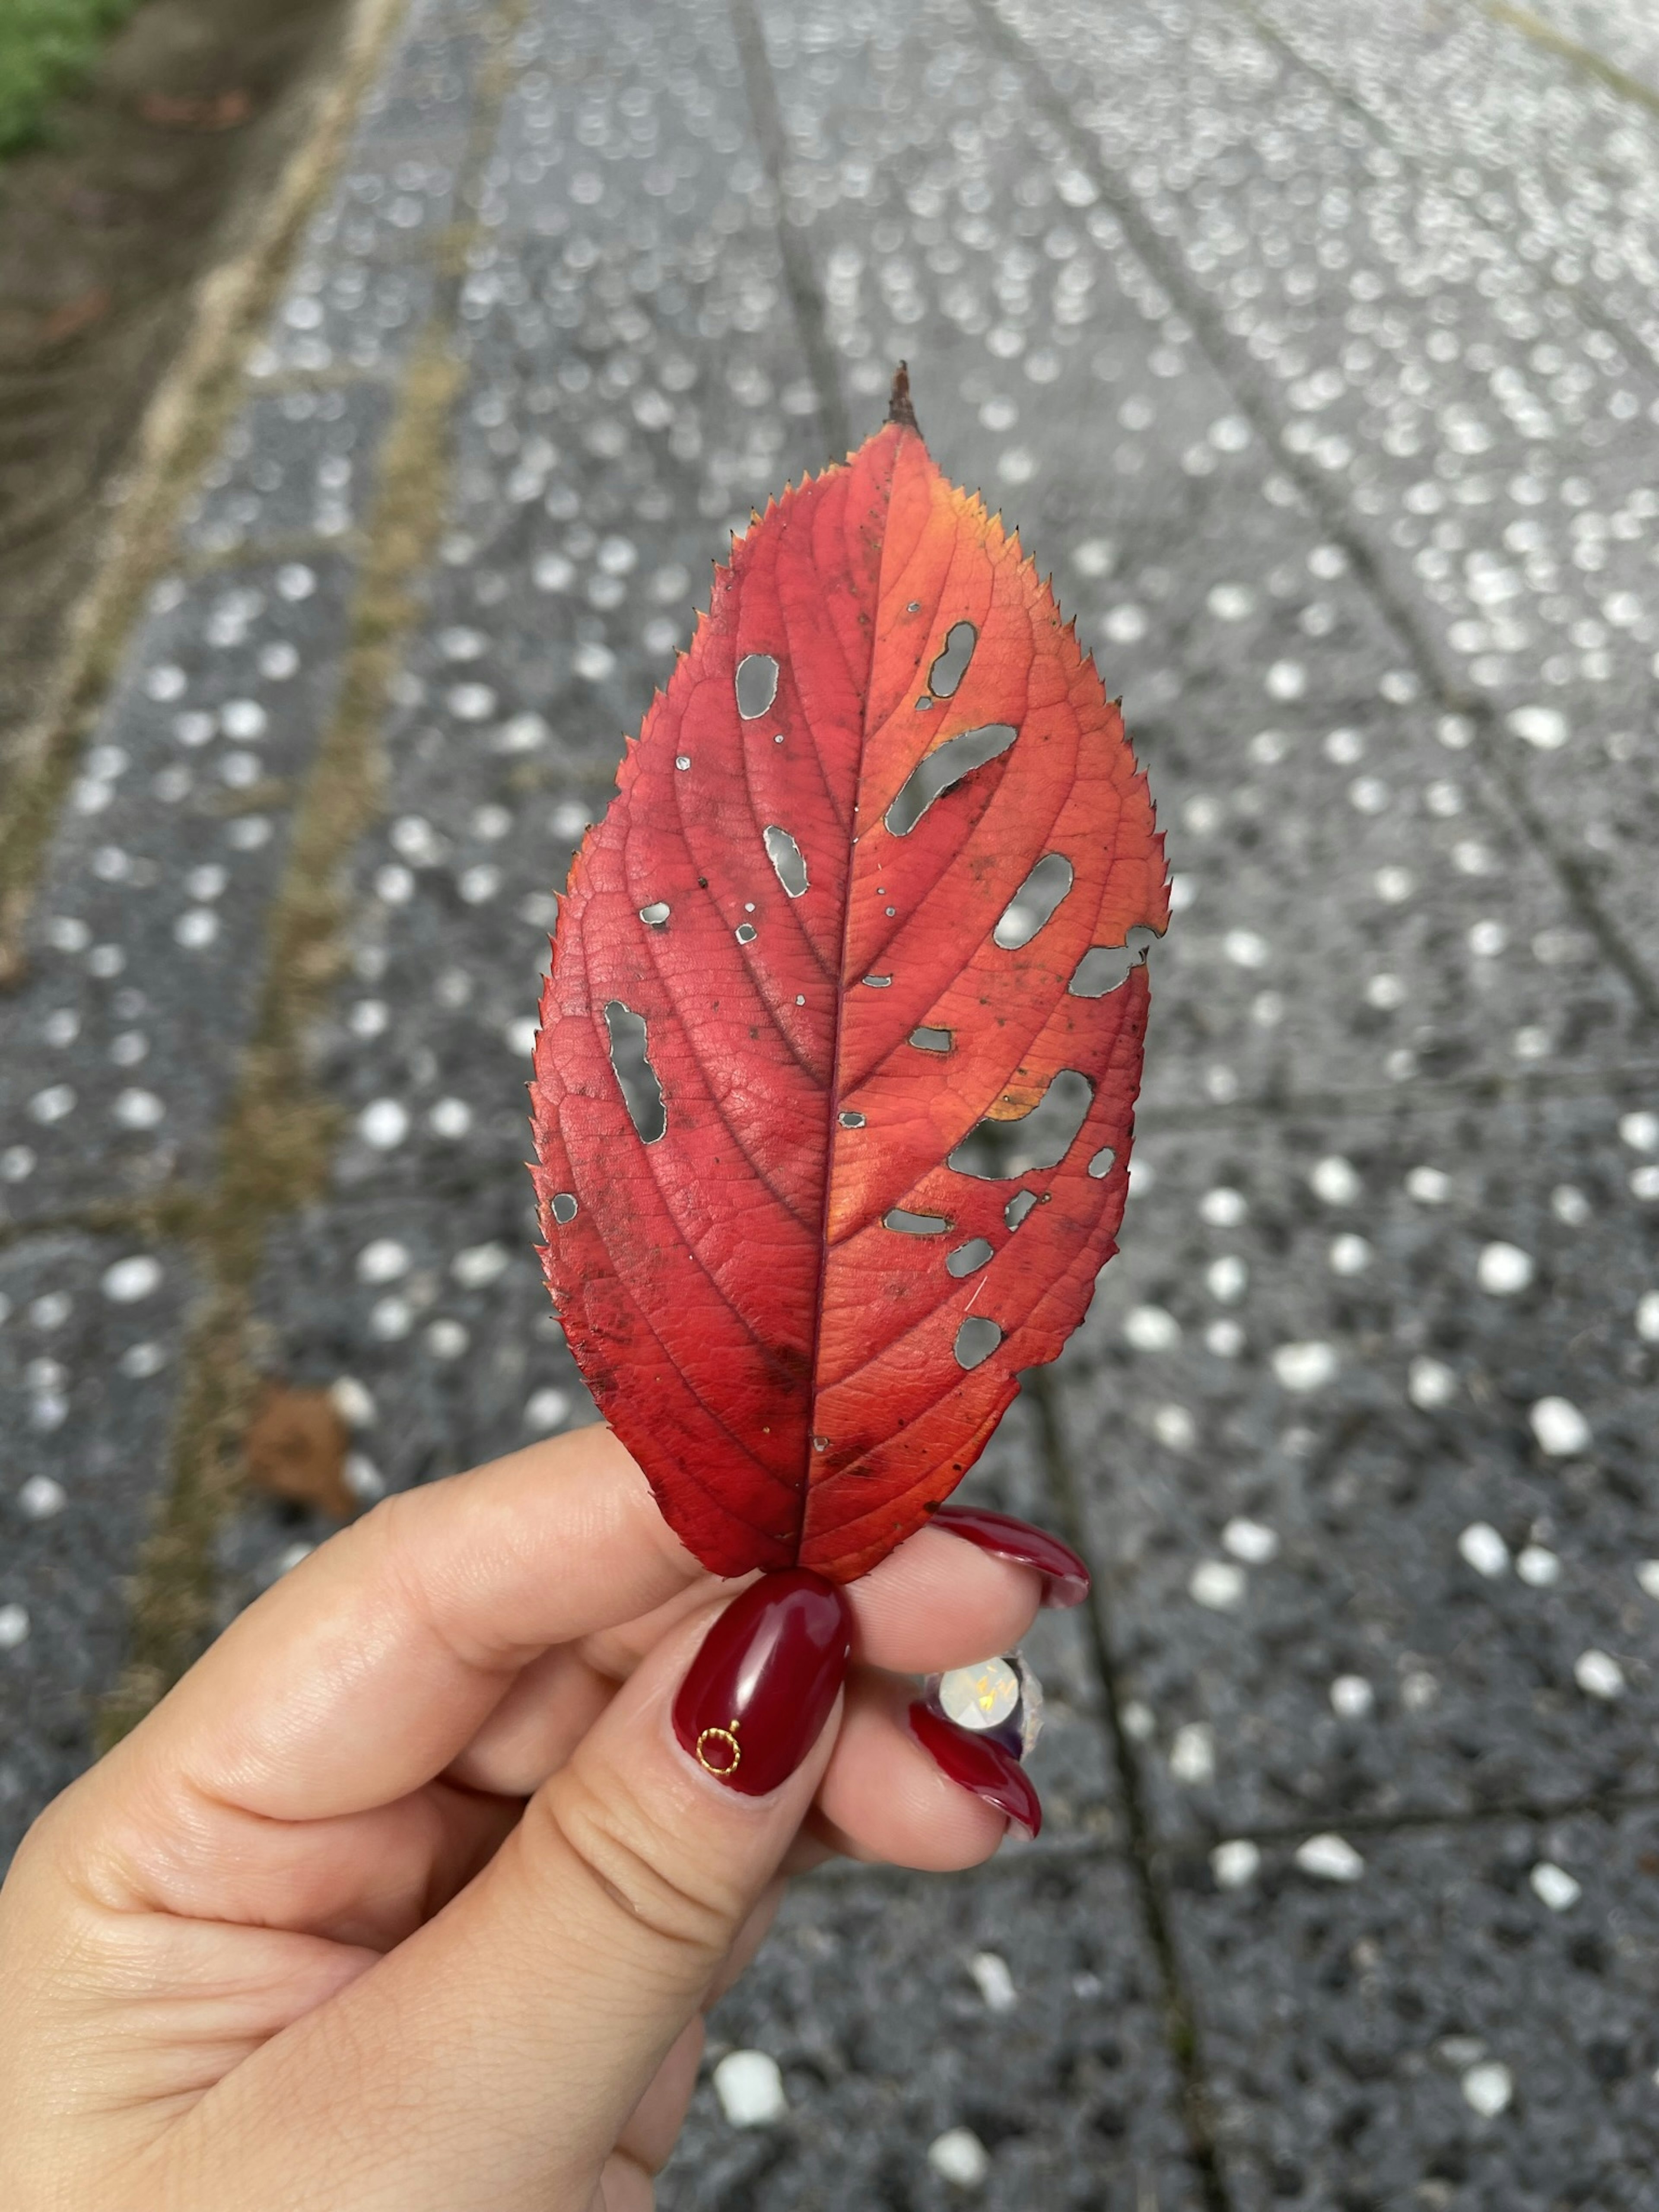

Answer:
[673,1569,853,1797]
[906,1701,1043,1839]
[929,1506,1091,1609]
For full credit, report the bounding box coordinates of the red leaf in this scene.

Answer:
[531,379,1167,1582]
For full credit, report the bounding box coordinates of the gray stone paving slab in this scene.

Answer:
[180,383,396,561]
[746,0,1651,1112]
[1054,1092,1659,1841]
[1173,1808,1659,2212]
[0,1234,192,1869]
[661,1855,1199,2212]
[0,557,356,1226]
[993,0,1659,976]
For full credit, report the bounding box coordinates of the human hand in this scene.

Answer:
[0,1425,1083,2210]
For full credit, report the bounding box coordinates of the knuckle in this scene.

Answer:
[530,1768,741,1974]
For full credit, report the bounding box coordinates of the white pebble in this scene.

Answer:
[1273,1341,1337,1392]
[1198,1185,1246,1225]
[1223,1517,1278,1564]
[1530,1397,1591,1457]
[329,1376,377,1429]
[112,1088,165,1131]
[1310,1155,1360,1205]
[18,1475,66,1520]
[1637,1561,1659,1601]
[370,1297,412,1341]
[1529,1862,1581,1912]
[1621,1111,1659,1153]
[101,1255,162,1303]
[429,1097,473,1139]
[1211,1838,1260,1889]
[359,1099,410,1150]
[1190,1560,1246,1611]
[1405,1165,1451,1204]
[1461,2060,1513,2117]
[927,2127,989,2189]
[1223,927,1268,968]
[1295,1832,1364,1883]
[1206,1255,1247,1302]
[356,1239,410,1284]
[1170,1722,1215,1784]
[1330,1675,1374,1719]
[1151,1404,1196,1450]
[1516,1546,1560,1587]
[1477,1242,1534,1296]
[572,642,616,682]
[1408,1356,1456,1410]
[425,1319,469,1360]
[968,1951,1017,2012]
[1458,1523,1510,1579]
[524,1386,570,1432]
[1124,1304,1181,1351]
[1329,1233,1370,1275]
[1508,703,1568,749]
[713,2050,787,2129]
[1205,1320,1244,1357]
[119,1341,165,1379]
[343,1453,385,1503]
[452,1241,511,1288]
[1575,1649,1625,1700]
[0,1604,29,1650]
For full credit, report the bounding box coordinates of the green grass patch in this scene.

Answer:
[0,0,143,156]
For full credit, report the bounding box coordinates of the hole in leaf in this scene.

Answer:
[735,652,779,718]
[603,1000,666,1144]
[927,621,977,699]
[735,922,757,944]
[839,1109,866,1128]
[950,1068,1093,1180]
[551,1191,578,1224]
[1088,1145,1117,1178]
[947,1236,995,1278]
[863,973,892,988]
[1004,1189,1040,1229]
[909,1026,953,1053]
[639,901,671,928]
[954,1316,1003,1369]
[1069,925,1161,997]
[994,853,1075,949]
[885,1207,951,1236]
[885,723,1017,835]
[764,824,809,897]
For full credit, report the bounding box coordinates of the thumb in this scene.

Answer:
[211,1571,852,2212]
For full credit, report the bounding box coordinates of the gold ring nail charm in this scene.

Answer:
[695,1719,742,1777]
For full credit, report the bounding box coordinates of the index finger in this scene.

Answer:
[94,1425,1041,1827]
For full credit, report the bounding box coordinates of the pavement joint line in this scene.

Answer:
[1027,1364,1236,2212]
[1482,0,1659,118]
[969,0,1659,1033]
[725,0,854,469]
[1161,1784,1659,1859]
[95,0,531,1750]
[0,0,416,993]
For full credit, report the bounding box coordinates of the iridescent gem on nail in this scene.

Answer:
[929,1650,1043,1761]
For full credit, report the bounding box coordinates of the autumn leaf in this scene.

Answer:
[531,371,1167,1583]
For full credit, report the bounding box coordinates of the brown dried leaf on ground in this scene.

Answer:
[244,1384,354,1519]
[136,88,252,131]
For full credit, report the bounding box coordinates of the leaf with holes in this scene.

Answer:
[530,371,1167,1583]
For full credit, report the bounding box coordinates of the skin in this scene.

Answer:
[0,1424,1042,2211]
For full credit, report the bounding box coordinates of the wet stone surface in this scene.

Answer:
[180,383,396,561]
[661,1855,1200,2212]
[1174,1809,1659,2212]
[0,1235,191,1868]
[0,557,355,1225]
[1056,1094,1659,1840]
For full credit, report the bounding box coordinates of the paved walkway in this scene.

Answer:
[5,0,1659,2203]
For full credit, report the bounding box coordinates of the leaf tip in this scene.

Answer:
[887,360,918,431]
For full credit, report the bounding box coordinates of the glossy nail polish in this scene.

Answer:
[907,1700,1043,1839]
[673,1568,854,1797]
[929,1506,1091,1609]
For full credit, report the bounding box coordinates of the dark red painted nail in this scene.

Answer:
[907,1700,1043,1839]
[673,1569,853,1797]
[930,1506,1090,1609]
